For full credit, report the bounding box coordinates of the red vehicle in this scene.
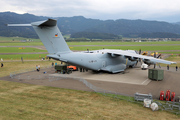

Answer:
[67,66,77,71]
[165,90,171,101]
[171,92,175,102]
[159,91,164,100]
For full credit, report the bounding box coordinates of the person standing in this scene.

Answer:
[21,57,23,63]
[176,66,178,71]
[38,65,40,71]
[52,62,54,67]
[1,58,3,62]
[36,65,39,72]
[167,65,169,70]
[1,63,3,67]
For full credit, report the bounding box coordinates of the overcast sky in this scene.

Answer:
[1,0,180,22]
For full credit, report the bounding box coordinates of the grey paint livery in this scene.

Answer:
[7,19,176,73]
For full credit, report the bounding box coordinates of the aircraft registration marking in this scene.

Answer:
[89,60,97,63]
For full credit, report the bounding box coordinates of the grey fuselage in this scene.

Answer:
[49,49,137,73]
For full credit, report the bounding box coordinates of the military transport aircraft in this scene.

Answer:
[7,19,176,73]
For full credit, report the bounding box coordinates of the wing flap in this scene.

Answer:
[107,50,176,65]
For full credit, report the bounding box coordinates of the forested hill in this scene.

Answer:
[85,19,180,35]
[1,12,180,38]
[0,12,47,38]
[70,32,120,39]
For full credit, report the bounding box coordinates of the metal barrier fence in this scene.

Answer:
[134,92,153,101]
[10,69,180,115]
[10,65,53,78]
[12,74,49,80]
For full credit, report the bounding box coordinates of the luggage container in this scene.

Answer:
[148,69,164,81]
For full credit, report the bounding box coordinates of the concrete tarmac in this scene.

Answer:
[1,65,180,100]
[50,67,151,85]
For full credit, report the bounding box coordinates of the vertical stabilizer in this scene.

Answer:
[31,19,71,54]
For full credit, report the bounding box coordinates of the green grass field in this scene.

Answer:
[69,45,180,51]
[67,41,180,45]
[1,45,180,53]
[0,42,43,46]
[1,40,180,46]
[0,54,48,60]
[159,55,180,67]
[0,40,180,54]
[0,81,178,120]
[161,52,180,54]
[63,34,71,39]
[0,36,41,42]
[165,55,180,61]
[0,40,180,60]
[0,61,60,77]
[0,47,47,53]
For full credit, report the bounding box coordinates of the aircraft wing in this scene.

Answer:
[107,50,176,64]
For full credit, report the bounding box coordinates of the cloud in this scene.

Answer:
[1,0,180,22]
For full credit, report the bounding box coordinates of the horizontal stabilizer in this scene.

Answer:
[31,19,57,27]
[7,19,56,27]
[7,24,31,26]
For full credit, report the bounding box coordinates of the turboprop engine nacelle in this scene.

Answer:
[143,60,156,66]
[128,57,138,61]
[111,53,117,57]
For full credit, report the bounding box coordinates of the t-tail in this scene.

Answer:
[7,19,72,54]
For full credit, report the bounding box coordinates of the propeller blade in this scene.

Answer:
[139,49,141,54]
[136,60,138,65]
[157,63,161,68]
[157,53,161,58]
[139,58,142,65]
[136,58,142,66]
[154,52,156,58]
[135,50,138,54]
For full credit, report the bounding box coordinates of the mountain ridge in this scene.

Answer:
[1,12,180,38]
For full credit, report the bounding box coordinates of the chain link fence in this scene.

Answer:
[10,65,53,78]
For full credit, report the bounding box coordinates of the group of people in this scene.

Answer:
[167,65,179,71]
[36,65,41,72]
